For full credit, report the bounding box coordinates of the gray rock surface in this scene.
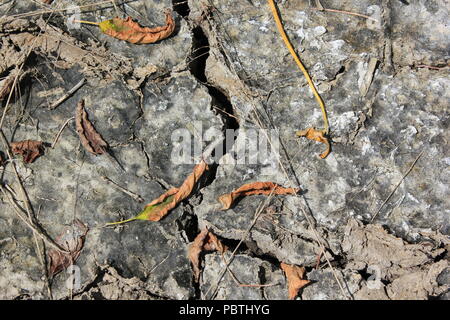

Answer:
[0,0,448,300]
[200,253,288,300]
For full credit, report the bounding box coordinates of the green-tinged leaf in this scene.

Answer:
[106,195,175,226]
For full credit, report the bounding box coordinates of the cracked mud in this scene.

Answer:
[0,0,448,300]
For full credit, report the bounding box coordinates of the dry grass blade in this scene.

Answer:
[0,185,69,254]
[205,188,277,299]
[312,7,380,22]
[10,1,138,19]
[100,175,144,202]
[51,117,74,149]
[371,150,424,222]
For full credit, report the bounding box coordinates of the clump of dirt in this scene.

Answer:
[343,219,449,299]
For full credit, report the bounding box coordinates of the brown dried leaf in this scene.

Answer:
[296,127,331,159]
[10,140,45,163]
[142,159,208,221]
[99,10,175,44]
[218,182,300,210]
[47,219,89,278]
[188,228,227,282]
[189,229,209,282]
[280,263,311,300]
[203,231,226,254]
[75,99,108,155]
[107,160,208,225]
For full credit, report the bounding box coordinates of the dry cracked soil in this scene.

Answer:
[0,0,448,300]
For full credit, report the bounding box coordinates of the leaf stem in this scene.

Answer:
[267,0,330,135]
[105,217,137,226]
[73,20,100,26]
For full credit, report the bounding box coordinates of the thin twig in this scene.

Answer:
[48,78,86,110]
[51,117,74,148]
[0,129,68,253]
[205,189,276,299]
[0,10,56,130]
[220,253,279,288]
[149,253,171,274]
[10,0,138,18]
[111,0,120,17]
[0,185,68,253]
[100,175,144,202]
[211,105,240,121]
[371,150,424,222]
[311,6,379,22]
[35,205,53,299]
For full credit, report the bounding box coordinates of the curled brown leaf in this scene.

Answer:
[188,228,227,282]
[107,160,209,225]
[99,10,175,44]
[47,219,89,278]
[218,182,300,210]
[296,127,331,159]
[280,263,311,300]
[10,140,45,163]
[75,99,108,155]
[143,160,208,221]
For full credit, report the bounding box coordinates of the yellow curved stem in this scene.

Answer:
[105,217,137,226]
[267,0,329,135]
[73,20,100,26]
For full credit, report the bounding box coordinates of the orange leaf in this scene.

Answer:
[188,227,227,282]
[296,127,331,159]
[218,182,300,210]
[107,160,208,225]
[10,140,45,163]
[99,10,175,44]
[189,229,209,282]
[280,263,311,300]
[144,159,208,221]
[142,188,179,222]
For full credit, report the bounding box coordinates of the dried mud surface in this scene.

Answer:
[0,0,448,300]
